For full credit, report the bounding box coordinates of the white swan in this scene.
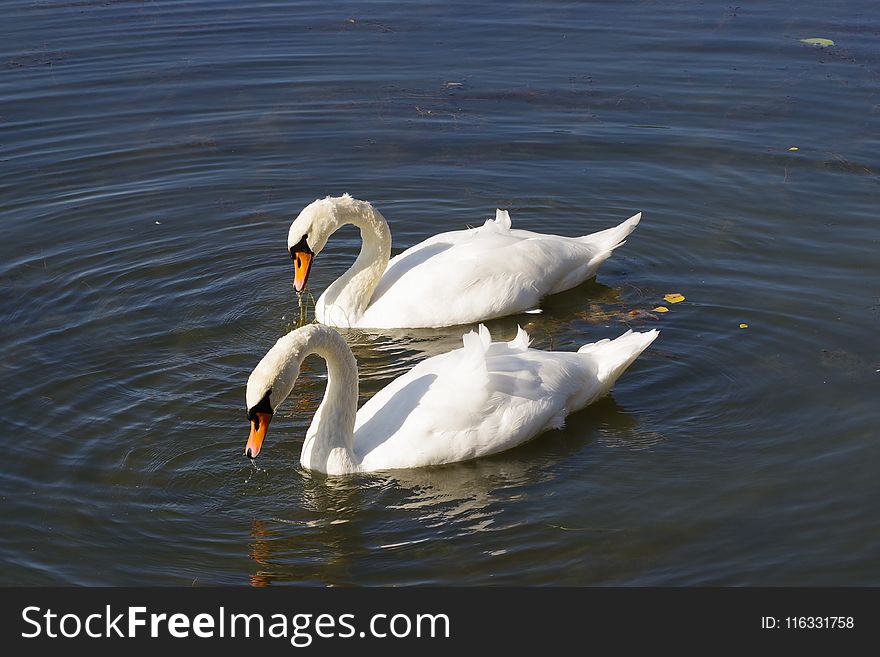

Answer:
[244,323,658,475]
[287,194,642,329]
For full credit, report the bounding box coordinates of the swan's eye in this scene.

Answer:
[289,235,313,259]
[247,388,274,421]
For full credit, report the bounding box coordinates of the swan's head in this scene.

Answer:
[244,333,302,459]
[287,194,374,292]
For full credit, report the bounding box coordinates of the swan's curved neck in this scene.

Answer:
[318,203,391,326]
[288,328,360,474]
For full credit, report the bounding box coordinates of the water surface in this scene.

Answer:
[1,0,878,585]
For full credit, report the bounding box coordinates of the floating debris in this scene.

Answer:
[800,37,834,47]
[739,323,749,329]
[653,306,669,313]
[788,146,799,151]
[663,293,685,304]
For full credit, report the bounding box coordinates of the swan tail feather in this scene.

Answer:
[578,328,658,389]
[579,212,642,268]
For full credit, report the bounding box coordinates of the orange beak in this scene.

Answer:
[292,251,313,293]
[245,412,272,459]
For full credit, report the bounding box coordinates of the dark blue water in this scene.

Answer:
[1,0,878,585]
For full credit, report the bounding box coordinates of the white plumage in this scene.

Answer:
[286,195,642,329]
[245,323,658,475]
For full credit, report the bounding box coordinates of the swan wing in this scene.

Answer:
[355,211,641,328]
[352,326,599,471]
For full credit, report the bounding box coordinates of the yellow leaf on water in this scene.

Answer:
[663,293,685,304]
[788,146,799,151]
[739,323,749,329]
[653,306,669,313]
[800,37,834,47]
